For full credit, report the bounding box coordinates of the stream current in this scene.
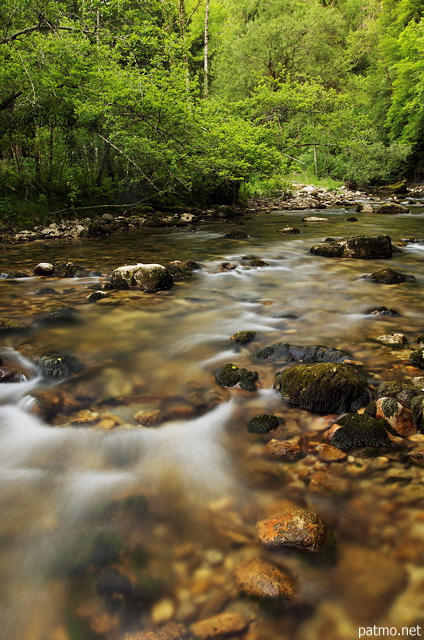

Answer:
[0,203,424,639]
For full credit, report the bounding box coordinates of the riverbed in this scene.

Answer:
[0,203,423,640]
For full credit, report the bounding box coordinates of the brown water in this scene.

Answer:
[0,204,424,640]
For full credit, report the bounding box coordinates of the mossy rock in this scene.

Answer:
[253,343,350,364]
[410,348,424,369]
[35,351,84,378]
[377,381,421,408]
[110,263,173,292]
[247,414,283,433]
[410,395,424,433]
[277,363,369,413]
[366,268,415,284]
[376,203,409,214]
[310,234,394,259]
[0,318,30,333]
[222,231,248,239]
[164,260,200,281]
[331,414,392,451]
[54,261,87,278]
[214,363,258,391]
[35,306,79,326]
[231,331,256,344]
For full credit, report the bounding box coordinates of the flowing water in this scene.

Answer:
[0,203,424,640]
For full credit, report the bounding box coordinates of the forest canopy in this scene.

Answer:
[0,0,422,211]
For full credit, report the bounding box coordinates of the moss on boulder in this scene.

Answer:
[247,414,283,433]
[276,363,369,413]
[253,343,350,364]
[310,234,394,259]
[110,263,173,292]
[331,413,392,451]
[366,267,415,284]
[214,363,258,391]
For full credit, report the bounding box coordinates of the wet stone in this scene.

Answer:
[35,306,79,326]
[256,508,329,552]
[124,622,188,640]
[214,363,258,392]
[35,351,84,379]
[253,343,350,364]
[310,234,394,259]
[373,397,416,436]
[365,306,400,317]
[266,439,305,461]
[277,363,369,414]
[308,471,351,496]
[410,395,424,433]
[247,414,282,434]
[276,226,300,234]
[190,611,251,639]
[33,262,54,276]
[316,444,347,462]
[377,381,421,408]
[410,348,424,369]
[365,267,415,284]
[375,333,406,347]
[234,557,297,602]
[330,413,392,451]
[376,203,409,214]
[87,291,108,302]
[230,330,256,344]
[222,231,248,239]
[0,318,29,333]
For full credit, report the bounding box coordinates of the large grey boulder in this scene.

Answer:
[310,234,394,259]
[110,263,173,292]
[376,203,409,214]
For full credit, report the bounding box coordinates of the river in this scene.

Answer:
[0,202,423,640]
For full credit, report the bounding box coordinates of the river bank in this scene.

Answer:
[4,182,424,246]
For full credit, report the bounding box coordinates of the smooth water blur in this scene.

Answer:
[0,204,424,639]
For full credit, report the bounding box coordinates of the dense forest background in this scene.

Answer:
[0,0,423,215]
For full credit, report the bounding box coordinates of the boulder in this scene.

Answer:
[35,351,83,378]
[164,260,199,281]
[376,203,409,214]
[375,333,406,347]
[0,318,29,333]
[365,267,415,284]
[231,330,256,344]
[365,306,400,317]
[253,343,350,364]
[256,508,330,552]
[411,395,424,433]
[330,413,392,450]
[190,612,250,639]
[234,557,297,601]
[222,230,248,239]
[310,234,394,259]
[33,262,54,276]
[276,363,369,413]
[110,263,173,292]
[372,397,415,437]
[214,363,258,391]
[410,348,424,369]
[276,226,300,234]
[377,381,421,408]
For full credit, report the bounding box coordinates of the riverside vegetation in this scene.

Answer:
[0,0,423,231]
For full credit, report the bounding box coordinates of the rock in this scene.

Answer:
[377,381,421,408]
[316,444,347,462]
[376,203,409,214]
[410,348,424,369]
[253,343,350,364]
[372,397,415,436]
[110,263,173,292]
[35,351,83,378]
[87,291,108,302]
[256,508,329,552]
[35,287,58,295]
[35,306,79,326]
[364,306,400,317]
[1,270,30,279]
[222,231,248,239]
[358,203,374,213]
[96,568,136,601]
[266,438,305,461]
[276,226,300,234]
[124,622,188,640]
[0,318,29,333]
[234,557,297,602]
[134,409,163,426]
[0,366,23,383]
[310,234,394,259]
[303,216,330,222]
[33,262,54,276]
[308,470,351,495]
[214,363,258,392]
[230,330,256,344]
[410,395,424,433]
[249,258,268,267]
[375,333,406,346]
[346,216,358,221]
[276,363,369,414]
[54,261,87,277]
[190,612,250,639]
[165,260,199,281]
[247,414,283,433]
[366,268,415,284]
[330,413,392,450]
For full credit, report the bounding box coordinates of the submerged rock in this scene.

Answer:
[330,413,392,450]
[276,363,369,413]
[213,363,258,391]
[110,263,173,292]
[256,508,329,553]
[190,612,250,639]
[164,260,200,281]
[234,557,298,601]
[310,234,394,259]
[0,318,29,333]
[35,351,83,378]
[277,226,300,234]
[372,397,415,436]
[253,342,350,364]
[222,230,248,239]
[410,348,424,369]
[365,267,415,284]
[35,306,79,326]
[54,261,87,277]
[365,306,400,317]
[247,414,283,433]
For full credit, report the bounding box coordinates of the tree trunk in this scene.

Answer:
[203,0,210,98]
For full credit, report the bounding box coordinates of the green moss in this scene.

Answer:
[214,363,258,391]
[0,318,29,332]
[380,397,399,418]
[231,330,256,344]
[247,414,283,433]
[332,414,392,451]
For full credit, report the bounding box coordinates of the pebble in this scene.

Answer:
[151,598,175,624]
[316,444,347,462]
[265,438,305,461]
[256,508,329,552]
[308,471,351,495]
[124,622,188,640]
[234,557,298,602]
[375,333,406,346]
[190,611,251,639]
